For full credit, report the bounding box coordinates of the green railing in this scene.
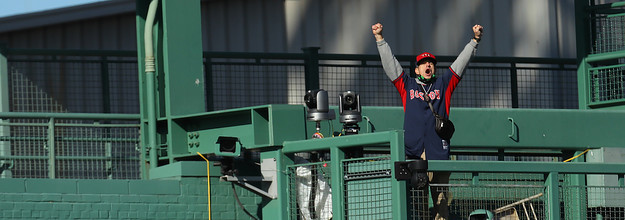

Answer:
[281,131,625,220]
[2,47,578,114]
[205,50,578,110]
[577,1,625,109]
[0,112,141,179]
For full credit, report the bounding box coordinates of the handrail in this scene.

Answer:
[3,48,576,67]
[0,112,139,120]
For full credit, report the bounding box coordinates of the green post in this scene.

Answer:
[510,63,519,108]
[0,45,10,178]
[100,56,111,113]
[562,151,587,219]
[575,0,591,109]
[302,47,320,91]
[389,130,407,220]
[136,0,156,178]
[471,172,480,185]
[47,118,56,179]
[260,148,289,219]
[136,0,206,168]
[330,146,346,219]
[545,171,560,220]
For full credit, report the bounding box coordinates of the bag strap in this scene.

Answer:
[420,84,441,117]
[423,95,441,118]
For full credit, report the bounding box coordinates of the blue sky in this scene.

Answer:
[0,0,107,18]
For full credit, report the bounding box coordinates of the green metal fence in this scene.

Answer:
[284,135,625,219]
[4,49,139,114]
[2,48,579,114]
[206,52,578,110]
[0,112,141,179]
[578,1,625,108]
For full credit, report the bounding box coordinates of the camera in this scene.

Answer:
[394,159,429,190]
[339,91,362,135]
[304,89,335,122]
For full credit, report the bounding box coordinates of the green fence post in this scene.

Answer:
[302,47,320,91]
[510,63,519,108]
[100,56,111,113]
[106,142,112,179]
[47,118,56,179]
[330,146,345,219]
[562,151,587,220]
[471,172,480,185]
[0,44,10,178]
[545,171,560,220]
[389,130,407,220]
[575,0,592,109]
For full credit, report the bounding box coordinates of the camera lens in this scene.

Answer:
[304,91,317,108]
[344,94,355,106]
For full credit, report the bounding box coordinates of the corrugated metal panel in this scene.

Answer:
[0,0,577,58]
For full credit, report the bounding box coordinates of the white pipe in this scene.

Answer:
[144,0,159,169]
[144,0,158,72]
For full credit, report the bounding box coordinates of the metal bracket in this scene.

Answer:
[221,158,278,199]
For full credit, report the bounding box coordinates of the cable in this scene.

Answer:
[231,183,259,220]
[563,149,590,162]
[196,152,212,220]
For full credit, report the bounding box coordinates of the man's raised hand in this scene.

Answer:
[372,23,384,41]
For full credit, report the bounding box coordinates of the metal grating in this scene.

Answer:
[211,62,305,111]
[343,156,393,219]
[410,184,546,219]
[1,119,140,179]
[319,64,578,109]
[287,160,333,220]
[319,64,402,107]
[589,64,625,103]
[592,13,625,54]
[8,59,139,114]
[561,185,625,219]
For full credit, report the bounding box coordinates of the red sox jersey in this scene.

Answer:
[377,39,478,160]
[393,69,460,160]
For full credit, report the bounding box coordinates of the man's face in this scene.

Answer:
[415,60,436,79]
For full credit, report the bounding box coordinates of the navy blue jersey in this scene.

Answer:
[392,68,461,160]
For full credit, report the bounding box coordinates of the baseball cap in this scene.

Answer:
[416,52,437,65]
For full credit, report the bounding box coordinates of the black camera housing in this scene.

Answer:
[394,159,429,189]
[338,91,362,125]
[304,89,335,121]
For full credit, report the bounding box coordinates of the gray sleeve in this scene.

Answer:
[376,39,404,81]
[450,40,479,78]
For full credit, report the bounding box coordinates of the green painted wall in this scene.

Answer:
[0,176,264,219]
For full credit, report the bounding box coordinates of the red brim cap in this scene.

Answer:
[416,52,437,65]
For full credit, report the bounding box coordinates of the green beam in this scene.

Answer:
[585,50,625,63]
[450,108,625,149]
[427,160,625,174]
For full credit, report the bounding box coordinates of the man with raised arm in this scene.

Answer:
[372,22,483,219]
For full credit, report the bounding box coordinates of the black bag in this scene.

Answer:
[432,111,455,140]
[424,95,455,140]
